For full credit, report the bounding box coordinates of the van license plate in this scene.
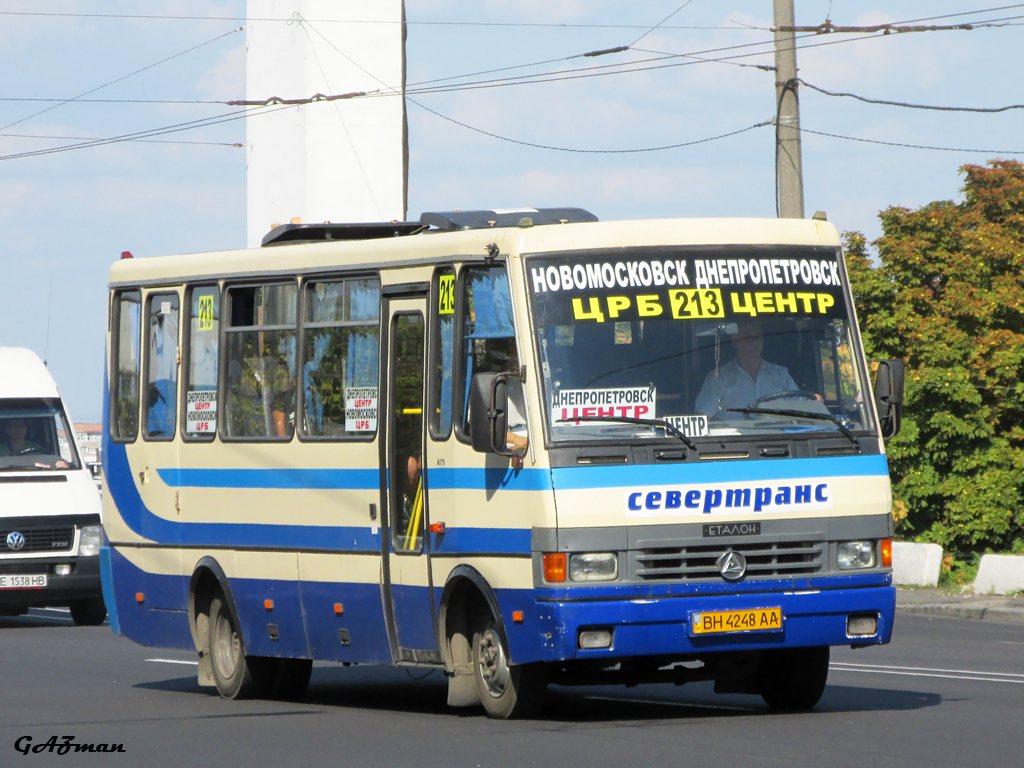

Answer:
[691,607,782,636]
[0,574,47,589]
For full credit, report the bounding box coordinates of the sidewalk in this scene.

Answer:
[896,586,1024,625]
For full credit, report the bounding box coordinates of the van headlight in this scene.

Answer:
[837,541,875,570]
[569,552,618,582]
[79,525,103,557]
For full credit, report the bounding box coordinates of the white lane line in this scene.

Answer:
[831,663,1024,684]
[833,661,1024,679]
[146,658,198,666]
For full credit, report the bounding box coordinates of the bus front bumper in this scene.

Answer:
[502,576,895,664]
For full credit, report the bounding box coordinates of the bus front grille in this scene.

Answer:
[0,526,76,554]
[633,540,824,582]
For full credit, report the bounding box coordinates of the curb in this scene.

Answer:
[896,602,1024,625]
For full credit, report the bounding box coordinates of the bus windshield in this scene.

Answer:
[526,247,875,443]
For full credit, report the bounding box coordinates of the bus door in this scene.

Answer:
[380,294,441,663]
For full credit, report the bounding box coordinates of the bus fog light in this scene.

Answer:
[848,614,878,636]
[578,629,613,649]
[837,541,875,570]
[569,553,618,582]
[55,564,72,576]
[79,526,103,557]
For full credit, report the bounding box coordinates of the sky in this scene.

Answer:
[1,1,1022,422]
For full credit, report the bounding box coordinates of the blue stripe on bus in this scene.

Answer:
[156,467,381,489]
[104,441,531,553]
[156,465,552,491]
[550,454,889,490]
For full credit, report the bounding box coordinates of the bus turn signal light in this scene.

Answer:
[543,553,567,583]
[881,538,893,568]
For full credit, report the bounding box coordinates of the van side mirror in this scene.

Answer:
[468,372,517,456]
[873,359,905,439]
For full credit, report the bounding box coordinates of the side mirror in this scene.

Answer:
[873,359,905,439]
[468,372,517,456]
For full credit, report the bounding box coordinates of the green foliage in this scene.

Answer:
[845,160,1024,554]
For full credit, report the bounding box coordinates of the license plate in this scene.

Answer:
[0,574,47,589]
[691,607,782,636]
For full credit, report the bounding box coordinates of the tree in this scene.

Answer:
[845,159,1024,554]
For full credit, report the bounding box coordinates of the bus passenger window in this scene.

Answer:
[301,277,380,438]
[429,268,455,439]
[459,266,520,434]
[144,292,180,440]
[224,283,297,439]
[185,286,219,439]
[111,290,142,441]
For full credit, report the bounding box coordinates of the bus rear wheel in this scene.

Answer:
[209,596,271,699]
[472,613,546,719]
[757,646,830,710]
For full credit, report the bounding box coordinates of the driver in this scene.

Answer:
[695,319,798,419]
[0,418,41,455]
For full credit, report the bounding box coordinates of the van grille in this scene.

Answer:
[634,540,824,583]
[0,526,75,554]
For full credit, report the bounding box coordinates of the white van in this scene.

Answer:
[0,347,106,625]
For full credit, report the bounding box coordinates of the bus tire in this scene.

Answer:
[69,597,107,626]
[757,646,830,711]
[472,613,546,719]
[208,595,269,699]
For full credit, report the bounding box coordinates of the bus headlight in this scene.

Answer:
[569,553,618,582]
[837,541,875,570]
[79,525,103,557]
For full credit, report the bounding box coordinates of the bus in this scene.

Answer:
[101,208,904,718]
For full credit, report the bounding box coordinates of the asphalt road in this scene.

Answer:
[1,607,1020,768]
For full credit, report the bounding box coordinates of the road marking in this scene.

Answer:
[831,662,1024,684]
[146,658,199,666]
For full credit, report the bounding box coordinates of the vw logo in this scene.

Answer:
[6,532,26,551]
[716,549,747,581]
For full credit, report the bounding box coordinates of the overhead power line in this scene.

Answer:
[0,26,244,132]
[799,79,1024,114]
[799,127,1024,155]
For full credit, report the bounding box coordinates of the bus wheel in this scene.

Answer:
[757,646,830,710]
[472,613,546,719]
[209,596,268,699]
[69,598,107,626]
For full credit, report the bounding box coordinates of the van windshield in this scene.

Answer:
[526,247,875,444]
[0,399,81,471]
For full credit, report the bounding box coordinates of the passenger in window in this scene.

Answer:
[695,319,799,418]
[0,418,40,455]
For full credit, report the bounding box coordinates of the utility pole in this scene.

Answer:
[773,0,804,218]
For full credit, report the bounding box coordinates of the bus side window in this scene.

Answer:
[429,267,455,440]
[223,283,297,439]
[301,277,380,439]
[184,285,220,439]
[143,292,180,440]
[111,289,142,442]
[458,266,518,435]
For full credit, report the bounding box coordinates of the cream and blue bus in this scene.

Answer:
[101,209,904,718]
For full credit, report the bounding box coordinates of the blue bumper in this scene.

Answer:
[501,576,895,665]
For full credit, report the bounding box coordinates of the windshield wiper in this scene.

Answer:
[557,415,697,450]
[726,407,859,446]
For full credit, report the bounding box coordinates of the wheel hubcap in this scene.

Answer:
[477,626,510,698]
[213,612,240,680]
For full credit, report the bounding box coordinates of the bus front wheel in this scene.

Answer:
[209,595,270,699]
[472,613,546,719]
[757,645,830,710]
